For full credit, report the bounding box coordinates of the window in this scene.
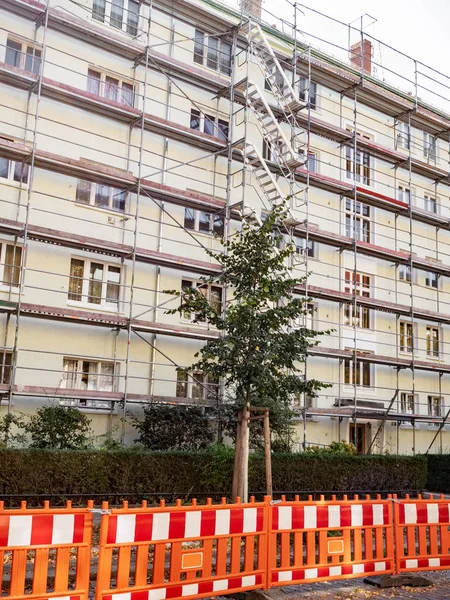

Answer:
[345,199,370,242]
[423,132,437,162]
[264,68,285,92]
[344,359,371,387]
[87,69,135,107]
[181,279,222,321]
[396,121,410,150]
[5,37,41,75]
[92,0,139,36]
[176,370,219,402]
[294,237,316,258]
[399,322,413,353]
[398,264,412,282]
[0,243,22,287]
[0,147,29,185]
[344,271,370,329]
[75,179,126,212]
[345,145,370,185]
[262,138,283,163]
[424,195,437,213]
[428,396,443,418]
[425,271,438,289]
[397,185,410,204]
[400,393,415,414]
[61,357,116,394]
[0,350,12,385]
[299,77,317,110]
[426,326,440,358]
[68,258,121,309]
[189,109,229,140]
[298,149,317,172]
[193,29,232,76]
[184,208,224,236]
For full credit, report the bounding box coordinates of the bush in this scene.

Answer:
[303,441,356,455]
[24,406,92,449]
[0,448,427,506]
[425,454,450,493]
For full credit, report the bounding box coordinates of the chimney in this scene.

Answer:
[242,0,261,19]
[349,39,372,75]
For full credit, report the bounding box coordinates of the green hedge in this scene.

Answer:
[0,449,427,505]
[425,454,450,493]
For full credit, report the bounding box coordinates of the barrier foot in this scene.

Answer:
[364,574,433,588]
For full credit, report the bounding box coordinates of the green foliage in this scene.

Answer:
[0,448,427,506]
[425,454,450,493]
[165,202,332,450]
[303,440,357,455]
[0,413,26,448]
[131,404,214,451]
[24,405,92,450]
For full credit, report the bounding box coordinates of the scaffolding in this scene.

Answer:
[1,0,450,452]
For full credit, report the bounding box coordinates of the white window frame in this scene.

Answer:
[5,36,42,74]
[189,108,229,141]
[424,194,438,214]
[75,179,127,213]
[299,77,318,110]
[0,242,22,289]
[176,370,219,402]
[193,29,232,76]
[344,358,372,388]
[423,131,437,162]
[426,326,440,358]
[298,149,318,173]
[397,185,411,205]
[400,392,416,415]
[0,137,29,186]
[87,68,135,107]
[92,0,140,36]
[294,236,316,259]
[68,257,122,311]
[345,129,372,187]
[61,357,117,392]
[399,321,414,354]
[180,279,223,323]
[425,270,438,289]
[428,395,444,418]
[0,349,12,385]
[344,271,371,329]
[398,264,413,283]
[345,199,371,243]
[184,207,224,237]
[396,121,410,150]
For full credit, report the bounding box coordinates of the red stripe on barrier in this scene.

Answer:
[317,506,328,528]
[272,507,279,530]
[383,504,389,525]
[416,504,428,524]
[438,504,449,524]
[229,509,244,534]
[166,585,183,599]
[198,580,214,595]
[30,514,53,545]
[73,514,85,543]
[0,515,9,547]
[135,513,153,542]
[340,505,352,527]
[362,504,373,526]
[399,504,405,524]
[106,515,118,544]
[200,510,216,537]
[256,507,264,532]
[292,506,304,529]
[168,512,185,539]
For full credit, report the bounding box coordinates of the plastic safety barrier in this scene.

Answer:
[395,493,450,573]
[95,498,269,600]
[0,500,93,600]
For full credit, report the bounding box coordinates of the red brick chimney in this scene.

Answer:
[242,0,261,19]
[350,39,372,74]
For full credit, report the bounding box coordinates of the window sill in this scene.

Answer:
[0,286,20,295]
[67,300,122,314]
[0,178,28,190]
[74,201,131,219]
[180,318,216,329]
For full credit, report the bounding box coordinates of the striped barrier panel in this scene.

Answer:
[269,495,395,586]
[395,494,450,573]
[95,497,269,600]
[0,500,93,600]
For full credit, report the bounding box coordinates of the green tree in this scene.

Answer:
[0,413,26,448]
[166,202,331,450]
[24,405,92,449]
[132,404,214,451]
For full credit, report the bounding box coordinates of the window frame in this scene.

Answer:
[345,199,371,243]
[0,138,29,187]
[0,349,12,385]
[424,194,438,214]
[294,236,316,259]
[345,144,371,186]
[75,179,127,213]
[180,279,223,323]
[398,264,412,283]
[5,36,42,75]
[299,77,317,110]
[425,270,438,289]
[298,149,318,172]
[427,395,443,418]
[87,68,135,108]
[193,29,232,76]
[344,270,371,329]
[423,131,437,163]
[189,108,229,141]
[344,358,371,388]
[396,121,410,150]
[399,321,414,354]
[68,257,122,311]
[61,356,117,393]
[92,0,140,36]
[426,326,440,358]
[176,370,219,402]
[0,242,22,288]
[400,392,415,414]
[183,207,224,237]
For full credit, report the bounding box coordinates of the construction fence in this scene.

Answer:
[1,494,449,600]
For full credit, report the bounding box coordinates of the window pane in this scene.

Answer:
[184,208,196,230]
[88,262,104,304]
[76,180,91,204]
[218,119,229,141]
[87,69,101,95]
[106,266,120,304]
[194,30,204,64]
[95,184,110,208]
[68,258,84,301]
[105,76,119,102]
[25,47,41,75]
[192,373,204,399]
[206,375,219,402]
[81,360,97,390]
[0,351,12,385]
[92,0,106,21]
[13,161,28,184]
[4,245,22,286]
[207,36,218,70]
[62,358,78,389]
[99,363,114,391]
[204,115,215,136]
[126,0,139,35]
[5,39,21,68]
[210,286,222,314]
[110,0,124,29]
[213,215,224,236]
[199,211,211,233]
[121,82,134,107]
[190,109,200,130]
[0,158,9,179]
[112,189,126,212]
[219,41,232,76]
[176,371,188,397]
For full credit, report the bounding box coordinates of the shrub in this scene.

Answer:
[425,454,450,493]
[24,406,92,449]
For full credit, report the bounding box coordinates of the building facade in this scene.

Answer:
[1,0,450,453]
